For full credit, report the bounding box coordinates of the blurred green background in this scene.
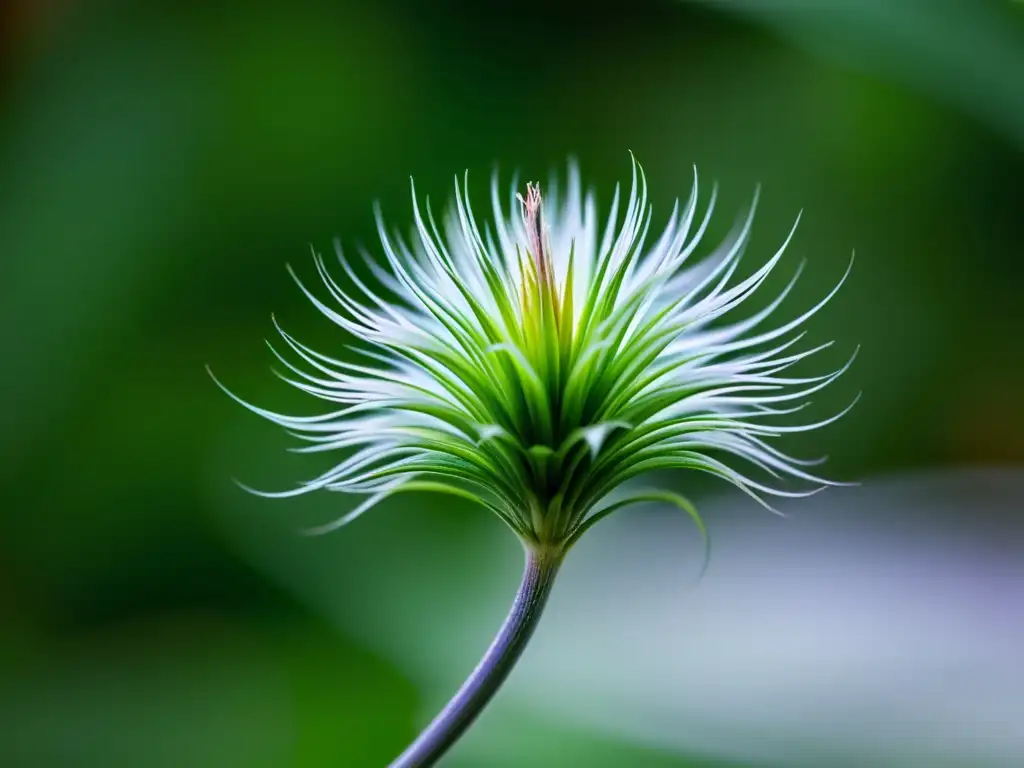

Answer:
[1,1,1022,766]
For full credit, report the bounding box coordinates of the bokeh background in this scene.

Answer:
[1,1,1023,766]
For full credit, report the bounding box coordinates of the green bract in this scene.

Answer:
[215,156,854,553]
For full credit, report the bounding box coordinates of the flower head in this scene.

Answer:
[214,156,855,553]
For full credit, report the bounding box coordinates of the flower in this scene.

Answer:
[213,155,855,554]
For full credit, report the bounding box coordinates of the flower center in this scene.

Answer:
[520,182,550,284]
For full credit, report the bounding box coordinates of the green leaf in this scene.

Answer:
[564,490,710,581]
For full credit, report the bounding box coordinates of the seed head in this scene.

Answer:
[213,155,856,554]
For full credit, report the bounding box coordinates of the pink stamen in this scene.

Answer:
[517,182,549,285]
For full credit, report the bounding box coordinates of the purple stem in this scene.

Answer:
[388,546,561,767]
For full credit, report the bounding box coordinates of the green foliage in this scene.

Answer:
[216,157,853,550]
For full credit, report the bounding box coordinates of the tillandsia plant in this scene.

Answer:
[212,155,855,767]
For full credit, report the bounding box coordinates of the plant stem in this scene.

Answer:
[388,545,561,768]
